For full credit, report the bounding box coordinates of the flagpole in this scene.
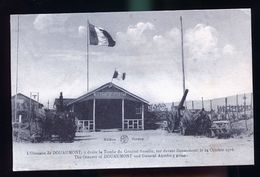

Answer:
[86,20,90,92]
[180,16,186,95]
[111,71,114,83]
[15,15,20,140]
[111,68,116,83]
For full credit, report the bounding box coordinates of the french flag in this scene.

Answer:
[89,23,116,47]
[113,70,126,80]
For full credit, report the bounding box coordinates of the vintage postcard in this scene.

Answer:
[11,9,253,171]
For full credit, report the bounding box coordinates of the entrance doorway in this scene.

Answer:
[95,99,122,130]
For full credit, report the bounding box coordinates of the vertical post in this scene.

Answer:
[122,99,125,131]
[180,16,186,95]
[36,92,39,110]
[210,100,213,119]
[93,99,96,131]
[201,97,204,109]
[15,15,20,141]
[86,20,90,92]
[236,94,239,120]
[29,92,32,135]
[111,69,116,83]
[141,103,144,130]
[192,100,194,110]
[243,94,248,130]
[243,94,246,115]
[225,97,227,119]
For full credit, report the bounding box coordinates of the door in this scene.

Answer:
[95,99,122,130]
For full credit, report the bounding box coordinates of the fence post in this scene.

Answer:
[192,101,194,110]
[210,100,213,119]
[236,94,239,121]
[243,93,248,130]
[225,97,227,119]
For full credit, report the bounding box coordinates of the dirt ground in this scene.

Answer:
[13,127,254,171]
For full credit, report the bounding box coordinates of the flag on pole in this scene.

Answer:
[89,23,116,47]
[112,70,126,80]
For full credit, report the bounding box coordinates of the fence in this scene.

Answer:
[174,93,254,133]
[184,93,253,112]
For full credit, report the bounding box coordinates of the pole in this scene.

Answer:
[180,16,186,95]
[236,94,239,121]
[201,97,204,109]
[35,92,39,131]
[225,97,227,119]
[86,20,90,92]
[15,15,20,141]
[243,94,246,116]
[141,103,144,130]
[37,92,39,109]
[122,99,124,131]
[29,92,32,136]
[111,69,115,83]
[243,93,248,130]
[210,100,213,119]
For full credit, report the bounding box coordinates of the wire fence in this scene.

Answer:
[184,93,253,113]
[175,92,253,118]
[184,93,254,133]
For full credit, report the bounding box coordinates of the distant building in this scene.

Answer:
[11,93,44,123]
[53,97,74,111]
[58,82,149,132]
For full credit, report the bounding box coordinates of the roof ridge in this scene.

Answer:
[67,82,148,105]
[11,93,43,105]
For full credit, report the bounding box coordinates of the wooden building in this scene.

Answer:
[66,82,149,132]
[11,93,44,123]
[11,93,45,141]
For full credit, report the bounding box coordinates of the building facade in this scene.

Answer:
[12,93,45,141]
[66,82,149,132]
[11,93,44,123]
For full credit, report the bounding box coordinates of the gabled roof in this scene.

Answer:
[67,82,149,106]
[54,98,75,106]
[11,93,44,107]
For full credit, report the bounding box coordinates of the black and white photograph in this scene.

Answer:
[11,9,254,171]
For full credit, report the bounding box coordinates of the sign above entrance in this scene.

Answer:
[94,92,126,99]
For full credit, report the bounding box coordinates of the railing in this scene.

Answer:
[76,120,94,132]
[124,119,142,130]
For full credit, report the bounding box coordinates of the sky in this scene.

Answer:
[11,9,252,107]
